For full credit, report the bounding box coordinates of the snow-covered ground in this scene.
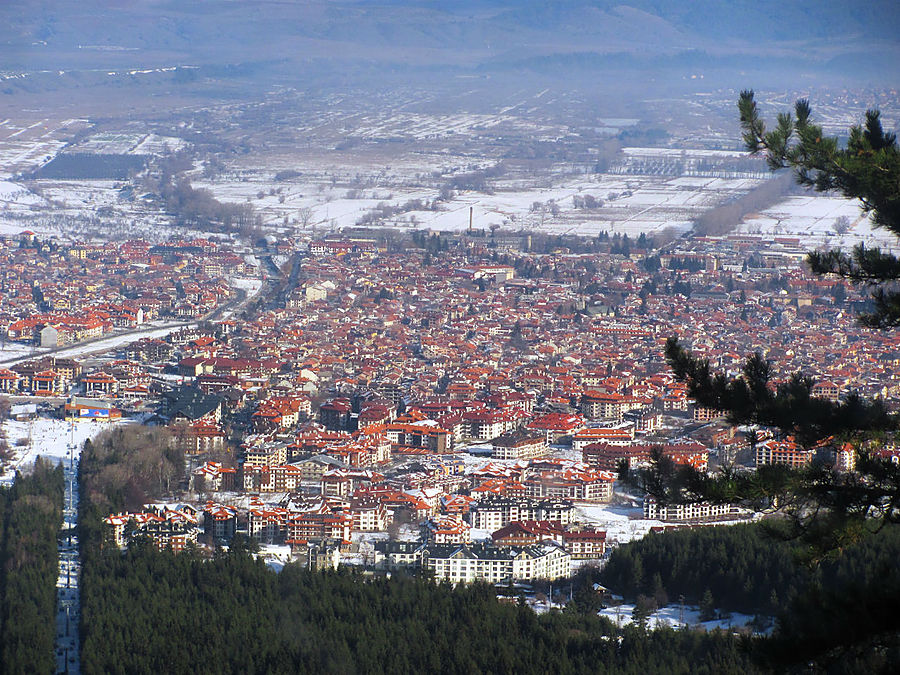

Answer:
[576,501,665,546]
[737,194,896,251]
[0,341,41,362]
[259,544,293,572]
[229,277,263,294]
[0,321,193,367]
[599,602,767,634]
[193,170,764,237]
[1,416,123,483]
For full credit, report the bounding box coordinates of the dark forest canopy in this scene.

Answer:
[0,458,64,674]
[80,545,760,675]
[599,522,900,670]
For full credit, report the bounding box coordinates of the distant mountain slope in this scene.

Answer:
[0,0,896,93]
[4,0,897,58]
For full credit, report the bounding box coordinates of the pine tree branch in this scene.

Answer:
[665,338,896,446]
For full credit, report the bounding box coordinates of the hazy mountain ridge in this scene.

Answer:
[4,0,897,63]
[1,0,897,108]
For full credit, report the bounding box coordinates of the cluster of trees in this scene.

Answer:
[599,522,900,670]
[666,256,706,273]
[273,169,302,182]
[80,541,758,675]
[0,458,64,673]
[160,177,260,232]
[601,522,900,615]
[143,148,261,233]
[356,198,437,227]
[410,230,450,254]
[442,163,505,195]
[79,426,180,521]
[572,193,603,209]
[609,233,632,256]
[30,153,148,180]
[692,171,795,236]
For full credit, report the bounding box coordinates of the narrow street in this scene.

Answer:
[54,434,81,674]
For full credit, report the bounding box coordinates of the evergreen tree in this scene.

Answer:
[644,94,900,669]
[739,90,900,328]
[699,589,716,622]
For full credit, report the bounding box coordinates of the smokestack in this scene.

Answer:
[469,206,473,232]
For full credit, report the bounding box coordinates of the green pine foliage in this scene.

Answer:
[0,457,65,674]
[79,544,759,675]
[600,522,900,620]
[739,90,900,328]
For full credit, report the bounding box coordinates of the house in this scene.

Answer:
[83,371,119,397]
[292,454,348,481]
[0,369,19,393]
[298,538,342,571]
[572,426,635,452]
[104,505,199,552]
[812,380,840,402]
[319,398,353,430]
[160,386,224,423]
[191,462,237,492]
[692,405,724,423]
[348,495,389,532]
[580,391,628,422]
[65,397,122,421]
[582,442,653,470]
[286,510,352,545]
[248,507,289,543]
[203,503,239,540]
[526,412,586,444]
[40,325,63,348]
[374,541,428,570]
[756,438,813,468]
[384,419,451,453]
[462,408,526,441]
[172,420,227,455]
[424,515,471,544]
[524,467,615,503]
[469,496,574,530]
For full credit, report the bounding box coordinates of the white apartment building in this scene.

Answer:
[425,542,570,583]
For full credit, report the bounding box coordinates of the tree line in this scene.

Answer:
[0,458,64,674]
[80,542,759,675]
[692,171,796,236]
[599,521,900,669]
[78,426,180,541]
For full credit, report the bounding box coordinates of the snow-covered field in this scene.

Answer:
[0,112,868,246]
[737,194,896,251]
[0,341,41,362]
[0,117,90,180]
[576,501,666,546]
[192,169,765,238]
[259,544,293,572]
[599,602,764,633]
[1,416,125,482]
[229,277,263,294]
